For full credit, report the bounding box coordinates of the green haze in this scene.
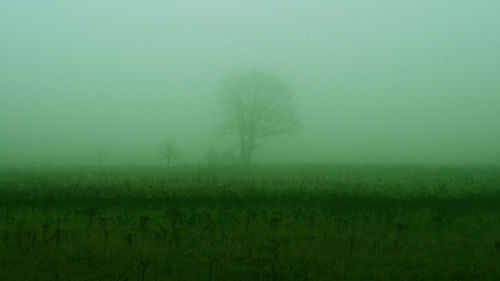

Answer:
[1,0,499,166]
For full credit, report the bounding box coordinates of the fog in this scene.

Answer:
[1,0,499,166]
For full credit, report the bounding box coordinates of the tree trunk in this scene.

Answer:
[240,135,247,165]
[246,137,254,165]
[239,134,255,166]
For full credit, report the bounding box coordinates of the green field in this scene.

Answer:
[1,164,500,281]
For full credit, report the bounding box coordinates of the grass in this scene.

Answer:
[0,164,499,280]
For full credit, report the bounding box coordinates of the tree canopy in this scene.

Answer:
[218,71,299,165]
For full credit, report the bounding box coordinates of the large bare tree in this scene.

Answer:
[218,71,299,165]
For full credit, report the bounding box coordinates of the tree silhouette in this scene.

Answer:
[158,141,182,167]
[218,71,299,165]
[95,147,107,165]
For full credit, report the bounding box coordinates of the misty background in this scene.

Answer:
[1,0,499,166]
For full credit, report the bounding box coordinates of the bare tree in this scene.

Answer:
[206,144,226,167]
[95,147,107,165]
[158,141,182,167]
[218,70,299,165]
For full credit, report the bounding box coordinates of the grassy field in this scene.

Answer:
[1,164,499,281]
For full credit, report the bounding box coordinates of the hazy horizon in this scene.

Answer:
[1,1,499,167]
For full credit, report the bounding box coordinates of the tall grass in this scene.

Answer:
[0,164,499,280]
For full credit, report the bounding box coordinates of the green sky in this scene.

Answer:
[1,1,499,166]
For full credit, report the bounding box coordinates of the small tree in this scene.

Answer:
[205,144,236,167]
[95,147,106,165]
[158,141,182,167]
[217,70,299,165]
[206,144,224,167]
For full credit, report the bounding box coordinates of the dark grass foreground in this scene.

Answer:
[1,164,499,281]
